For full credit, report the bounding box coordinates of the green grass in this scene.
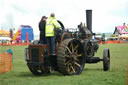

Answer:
[0,44,128,85]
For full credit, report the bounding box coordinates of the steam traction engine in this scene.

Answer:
[25,10,110,75]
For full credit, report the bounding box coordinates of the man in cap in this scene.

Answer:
[45,13,60,55]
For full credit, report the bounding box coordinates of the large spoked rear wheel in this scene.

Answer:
[57,39,85,75]
[103,48,110,71]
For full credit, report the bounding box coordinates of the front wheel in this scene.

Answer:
[103,48,110,71]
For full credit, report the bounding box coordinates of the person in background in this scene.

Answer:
[39,16,47,44]
[123,23,126,27]
[45,13,60,55]
[122,23,127,32]
[9,28,15,44]
[127,24,128,32]
[9,28,13,39]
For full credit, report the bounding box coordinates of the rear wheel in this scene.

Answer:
[57,39,85,75]
[103,48,110,71]
[27,64,51,75]
[27,64,43,75]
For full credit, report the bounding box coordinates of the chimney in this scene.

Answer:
[86,10,92,32]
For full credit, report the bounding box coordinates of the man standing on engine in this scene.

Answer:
[45,13,60,55]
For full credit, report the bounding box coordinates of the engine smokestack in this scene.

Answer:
[86,10,92,33]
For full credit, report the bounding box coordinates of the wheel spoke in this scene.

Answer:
[74,44,79,52]
[70,42,74,52]
[75,57,79,62]
[66,60,70,65]
[66,46,72,54]
[71,65,76,73]
[67,64,70,72]
[74,62,81,67]
[77,54,82,57]
[75,50,78,54]
[69,63,73,72]
[75,52,82,57]
[65,54,70,58]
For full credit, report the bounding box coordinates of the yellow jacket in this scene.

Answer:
[45,17,60,37]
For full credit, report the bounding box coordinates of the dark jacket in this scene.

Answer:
[39,21,46,40]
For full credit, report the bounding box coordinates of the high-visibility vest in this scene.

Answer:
[45,17,60,37]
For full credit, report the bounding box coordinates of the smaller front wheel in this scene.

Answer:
[103,48,110,71]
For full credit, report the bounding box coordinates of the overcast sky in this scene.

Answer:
[0,0,128,35]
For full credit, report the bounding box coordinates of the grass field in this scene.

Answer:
[0,44,128,85]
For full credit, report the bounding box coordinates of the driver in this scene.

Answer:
[45,13,60,55]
